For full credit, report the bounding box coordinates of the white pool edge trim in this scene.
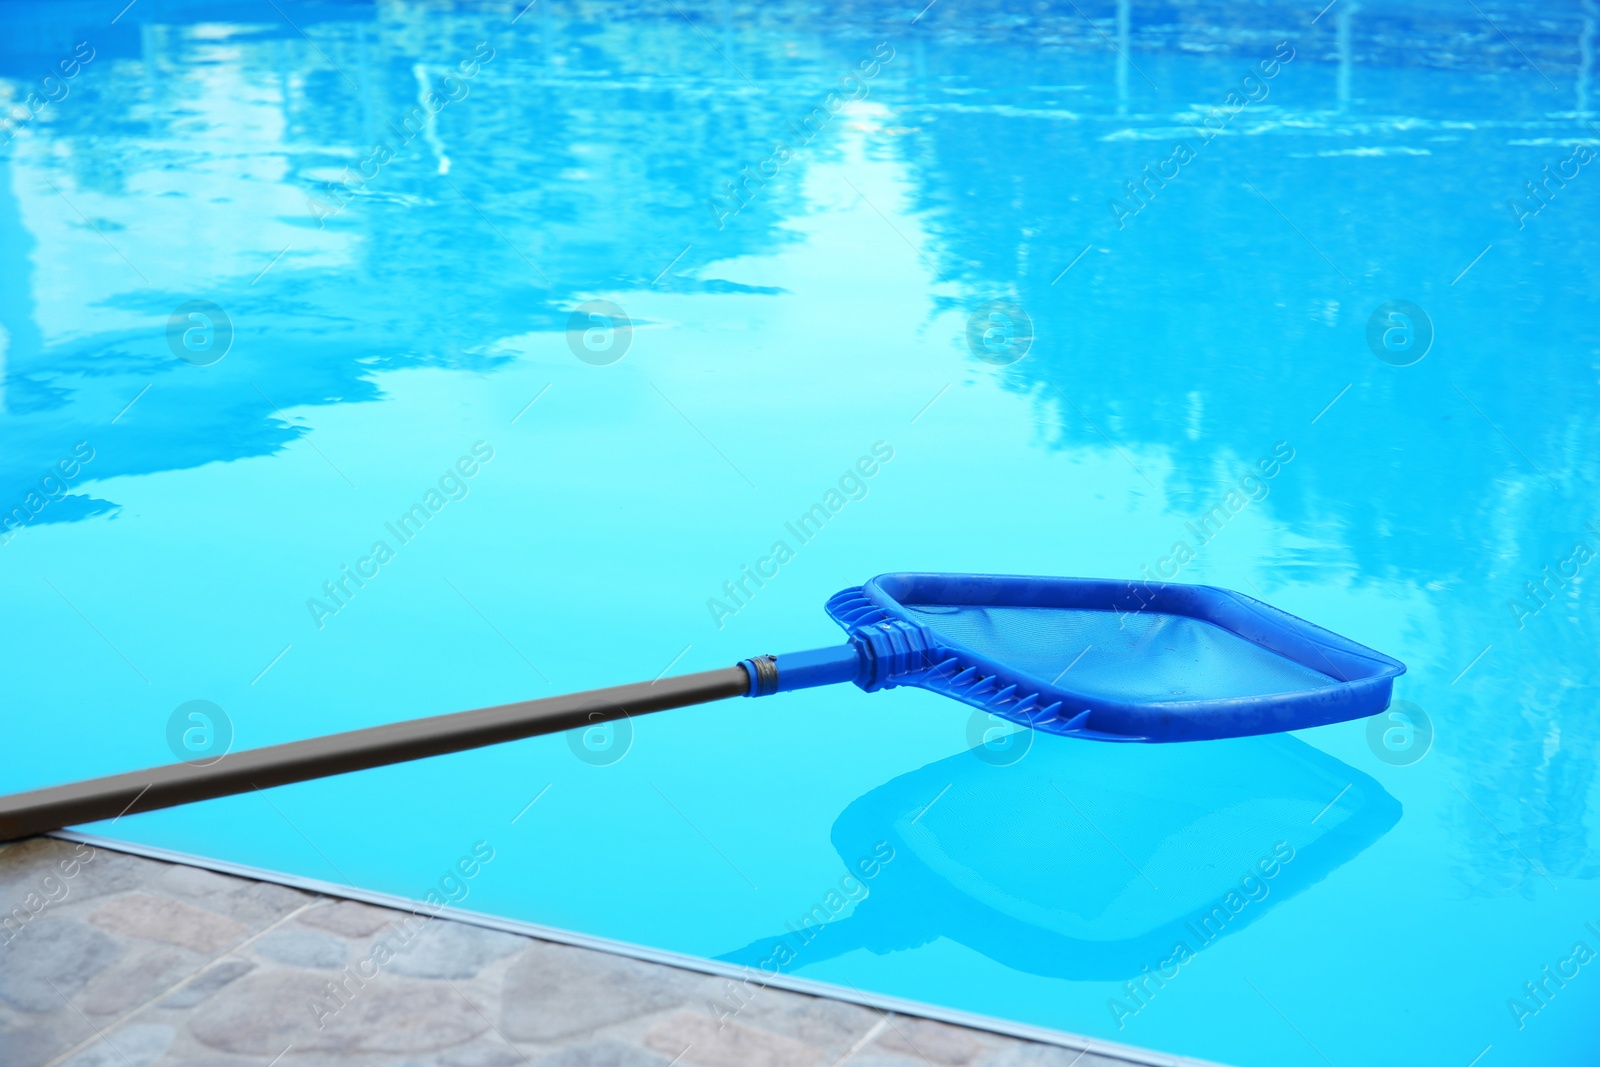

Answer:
[48,829,1234,1067]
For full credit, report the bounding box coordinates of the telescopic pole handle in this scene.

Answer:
[0,665,753,844]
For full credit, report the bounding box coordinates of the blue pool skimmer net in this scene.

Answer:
[0,573,1404,840]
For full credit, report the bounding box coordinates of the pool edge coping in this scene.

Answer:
[48,828,1235,1067]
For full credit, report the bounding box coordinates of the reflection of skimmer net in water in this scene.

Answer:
[721,731,1399,981]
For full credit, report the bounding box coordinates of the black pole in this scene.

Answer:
[0,665,752,844]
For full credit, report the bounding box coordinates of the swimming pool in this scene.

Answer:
[3,0,1598,1063]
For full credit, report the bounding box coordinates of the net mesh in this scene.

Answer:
[904,603,1338,703]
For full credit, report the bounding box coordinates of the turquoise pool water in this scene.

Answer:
[4,1,1600,1063]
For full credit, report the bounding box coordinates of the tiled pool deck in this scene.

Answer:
[0,837,1215,1067]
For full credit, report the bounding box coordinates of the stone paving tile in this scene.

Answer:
[254,927,350,970]
[645,1011,830,1067]
[157,957,257,1010]
[299,899,396,938]
[0,1014,85,1067]
[157,863,313,928]
[872,1016,989,1065]
[0,839,148,906]
[722,990,881,1059]
[0,917,125,1011]
[985,1044,1134,1066]
[89,894,253,954]
[529,1040,670,1067]
[78,943,204,1015]
[190,968,490,1054]
[0,838,1194,1067]
[60,1022,175,1067]
[385,919,525,980]
[501,940,699,1042]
